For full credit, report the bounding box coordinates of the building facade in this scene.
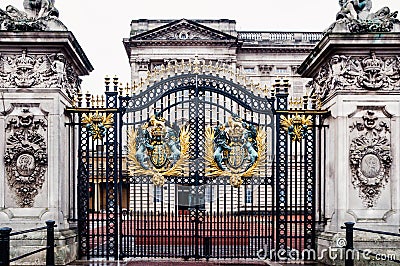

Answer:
[124,19,322,97]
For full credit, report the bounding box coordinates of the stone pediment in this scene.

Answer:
[131,19,236,42]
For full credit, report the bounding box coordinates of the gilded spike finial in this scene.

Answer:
[91,95,96,108]
[193,56,200,74]
[125,82,130,96]
[100,95,105,108]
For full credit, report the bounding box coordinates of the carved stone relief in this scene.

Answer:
[4,106,48,208]
[138,21,233,41]
[0,50,81,99]
[259,65,273,75]
[311,52,400,101]
[349,110,392,207]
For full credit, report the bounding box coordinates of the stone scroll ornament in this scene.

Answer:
[0,0,67,31]
[349,111,392,207]
[205,116,266,188]
[0,50,81,99]
[311,52,400,102]
[128,114,190,187]
[4,108,48,208]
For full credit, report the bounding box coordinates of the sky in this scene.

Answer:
[2,0,400,94]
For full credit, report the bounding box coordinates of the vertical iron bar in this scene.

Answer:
[77,112,90,259]
[274,79,289,259]
[304,115,316,258]
[105,79,119,259]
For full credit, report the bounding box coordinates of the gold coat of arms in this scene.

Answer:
[128,114,190,186]
[205,116,266,187]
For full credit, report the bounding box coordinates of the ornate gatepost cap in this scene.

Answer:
[0,2,93,101]
[0,0,67,31]
[0,31,93,101]
[325,0,400,34]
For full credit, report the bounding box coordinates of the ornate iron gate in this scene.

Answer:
[68,60,326,261]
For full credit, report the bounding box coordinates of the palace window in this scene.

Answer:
[245,187,253,204]
[244,67,255,73]
[154,186,163,203]
[275,67,288,74]
[205,186,214,203]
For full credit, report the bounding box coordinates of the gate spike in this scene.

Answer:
[101,95,105,108]
[125,83,130,96]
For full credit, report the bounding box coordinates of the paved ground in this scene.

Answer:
[68,259,323,266]
[69,259,266,265]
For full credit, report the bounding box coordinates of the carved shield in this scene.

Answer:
[150,143,169,168]
[227,143,246,169]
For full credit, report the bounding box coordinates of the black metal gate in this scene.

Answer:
[68,60,326,261]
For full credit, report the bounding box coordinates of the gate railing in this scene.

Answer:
[67,70,328,260]
[0,220,56,266]
[342,222,400,265]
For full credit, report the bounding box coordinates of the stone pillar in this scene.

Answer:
[299,33,400,265]
[0,32,92,265]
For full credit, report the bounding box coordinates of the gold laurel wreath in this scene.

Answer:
[128,125,190,186]
[205,126,266,188]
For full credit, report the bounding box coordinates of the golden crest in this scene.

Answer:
[205,117,266,188]
[127,116,190,187]
[280,114,312,142]
[81,111,113,140]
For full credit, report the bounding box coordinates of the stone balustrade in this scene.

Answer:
[238,31,323,43]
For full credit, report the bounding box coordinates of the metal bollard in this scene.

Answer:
[0,227,12,266]
[45,220,55,266]
[344,222,355,266]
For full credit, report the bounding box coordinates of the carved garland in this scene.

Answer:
[4,108,48,208]
[312,52,400,101]
[0,50,81,99]
[349,111,392,207]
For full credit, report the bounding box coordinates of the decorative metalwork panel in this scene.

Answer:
[69,64,324,261]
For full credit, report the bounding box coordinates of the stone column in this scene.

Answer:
[299,33,400,265]
[0,32,92,265]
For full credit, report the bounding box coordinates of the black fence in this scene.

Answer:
[342,222,400,266]
[0,220,56,266]
[69,72,327,260]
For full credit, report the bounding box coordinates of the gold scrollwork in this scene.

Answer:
[280,114,312,142]
[81,111,114,140]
